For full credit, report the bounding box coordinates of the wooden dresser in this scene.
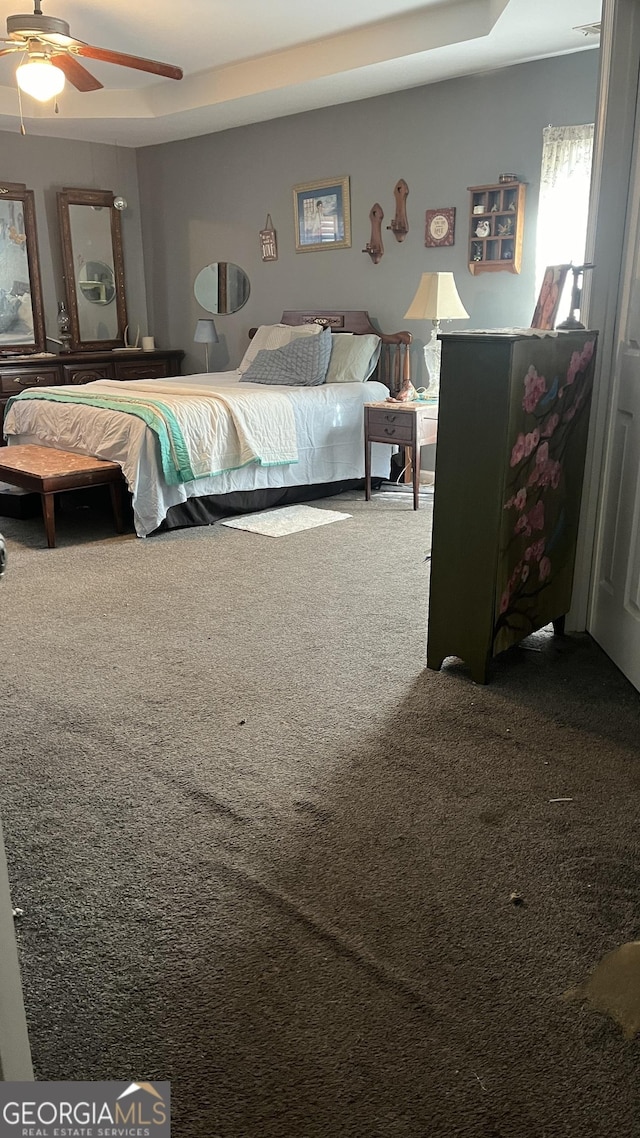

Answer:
[0,348,184,440]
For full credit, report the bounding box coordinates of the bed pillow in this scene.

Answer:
[240,326,332,386]
[238,322,323,374]
[325,333,382,383]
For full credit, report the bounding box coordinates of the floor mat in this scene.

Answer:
[220,503,351,537]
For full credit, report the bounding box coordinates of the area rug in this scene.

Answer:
[220,503,351,537]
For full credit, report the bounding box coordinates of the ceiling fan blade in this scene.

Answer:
[51,53,103,91]
[73,43,182,80]
[0,45,21,56]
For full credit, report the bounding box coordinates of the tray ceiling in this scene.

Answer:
[0,0,601,146]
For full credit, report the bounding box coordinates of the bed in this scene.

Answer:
[3,310,411,537]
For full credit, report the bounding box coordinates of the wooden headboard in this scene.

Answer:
[280,309,411,393]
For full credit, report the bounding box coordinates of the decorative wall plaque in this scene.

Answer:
[425,207,455,247]
[260,214,278,261]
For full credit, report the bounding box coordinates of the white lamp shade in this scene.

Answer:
[16,59,65,102]
[404,272,469,321]
[194,318,219,344]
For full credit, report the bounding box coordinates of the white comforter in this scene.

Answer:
[4,372,391,536]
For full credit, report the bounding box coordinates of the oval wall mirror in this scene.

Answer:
[57,187,127,350]
[194,262,250,314]
[78,260,116,306]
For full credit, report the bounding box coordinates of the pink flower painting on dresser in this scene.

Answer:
[523,366,547,413]
[510,433,526,467]
[495,335,597,652]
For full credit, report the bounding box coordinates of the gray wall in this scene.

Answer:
[137,50,599,379]
[0,131,147,347]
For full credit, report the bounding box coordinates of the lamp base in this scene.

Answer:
[556,314,586,331]
[423,326,442,398]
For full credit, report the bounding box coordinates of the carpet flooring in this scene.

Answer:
[1,488,639,1138]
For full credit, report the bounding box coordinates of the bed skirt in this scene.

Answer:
[158,478,379,532]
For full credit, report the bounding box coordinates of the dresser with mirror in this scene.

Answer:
[0,179,186,440]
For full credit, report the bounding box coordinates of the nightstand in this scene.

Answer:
[364,401,438,510]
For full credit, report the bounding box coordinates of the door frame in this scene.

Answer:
[567,0,640,632]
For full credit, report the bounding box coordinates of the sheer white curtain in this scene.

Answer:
[535,124,595,306]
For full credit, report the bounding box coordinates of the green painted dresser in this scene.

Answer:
[427,329,598,683]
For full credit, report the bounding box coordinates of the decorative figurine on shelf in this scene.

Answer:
[473,245,483,261]
[57,300,72,353]
[498,218,513,235]
[475,219,490,238]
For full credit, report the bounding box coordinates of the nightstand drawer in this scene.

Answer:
[0,367,59,393]
[366,408,415,443]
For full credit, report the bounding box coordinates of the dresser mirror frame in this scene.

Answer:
[0,180,46,357]
[57,187,128,351]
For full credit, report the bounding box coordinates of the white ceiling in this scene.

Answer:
[0,0,601,147]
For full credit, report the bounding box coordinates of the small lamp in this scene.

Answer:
[404,272,469,398]
[194,318,219,372]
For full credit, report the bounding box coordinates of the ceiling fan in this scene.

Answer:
[0,0,183,102]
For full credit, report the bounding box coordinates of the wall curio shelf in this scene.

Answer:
[467,180,526,274]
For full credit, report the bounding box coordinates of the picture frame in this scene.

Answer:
[425,207,455,247]
[293,176,351,253]
[531,264,571,330]
[0,180,46,355]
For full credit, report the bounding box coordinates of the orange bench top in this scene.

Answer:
[0,444,120,478]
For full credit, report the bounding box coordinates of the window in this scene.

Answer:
[535,124,595,314]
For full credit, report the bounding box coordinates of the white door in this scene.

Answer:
[0,819,32,1079]
[590,86,640,689]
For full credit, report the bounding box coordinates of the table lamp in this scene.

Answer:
[404,272,469,398]
[194,318,219,372]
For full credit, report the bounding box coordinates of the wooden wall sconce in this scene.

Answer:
[363,203,384,264]
[387,179,409,242]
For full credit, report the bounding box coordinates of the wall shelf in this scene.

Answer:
[467,181,526,274]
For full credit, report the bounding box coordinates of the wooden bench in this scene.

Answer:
[0,445,124,548]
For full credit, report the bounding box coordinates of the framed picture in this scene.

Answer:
[425,207,455,247]
[531,264,571,330]
[293,176,351,253]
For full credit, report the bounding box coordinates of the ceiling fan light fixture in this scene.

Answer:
[16,56,65,101]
